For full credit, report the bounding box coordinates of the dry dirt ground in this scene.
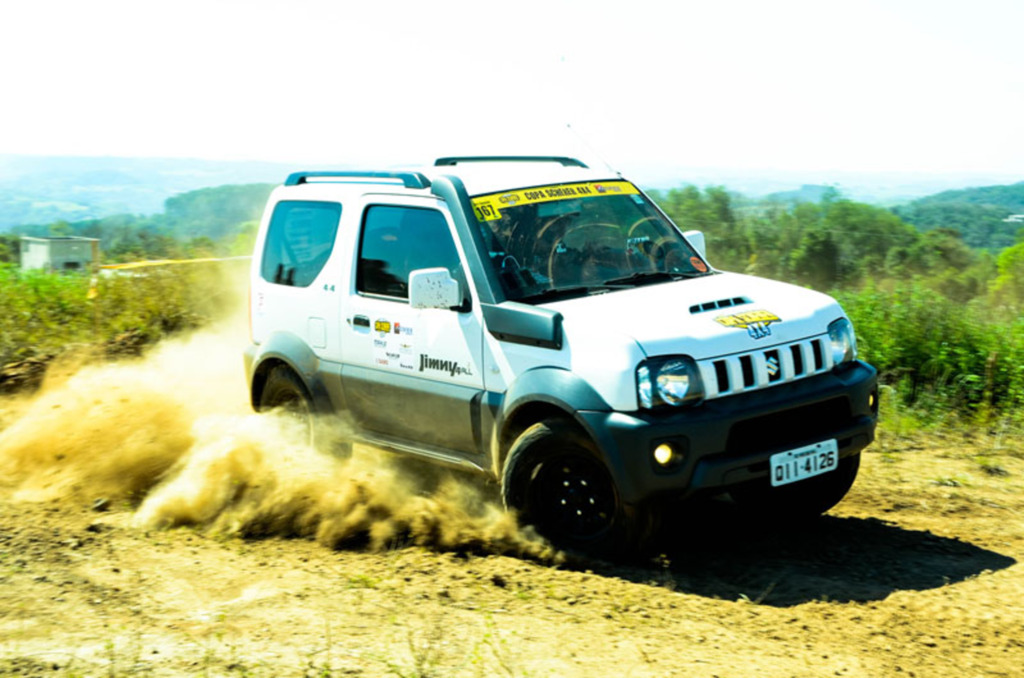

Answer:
[0,328,1022,677]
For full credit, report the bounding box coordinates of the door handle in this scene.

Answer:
[352,315,370,328]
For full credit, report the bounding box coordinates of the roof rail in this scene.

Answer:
[434,156,589,168]
[284,171,431,189]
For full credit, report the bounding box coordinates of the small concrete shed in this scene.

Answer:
[20,236,99,272]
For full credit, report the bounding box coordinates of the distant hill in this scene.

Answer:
[911,182,1024,211]
[892,181,1024,250]
[637,167,1024,205]
[7,182,276,262]
[163,184,275,241]
[0,155,335,231]
[763,184,838,204]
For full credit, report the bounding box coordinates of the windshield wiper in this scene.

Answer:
[601,270,709,287]
[515,284,627,304]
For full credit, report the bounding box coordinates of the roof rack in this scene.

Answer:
[284,171,431,189]
[434,156,589,168]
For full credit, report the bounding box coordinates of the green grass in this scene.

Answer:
[837,283,1024,427]
[0,261,246,369]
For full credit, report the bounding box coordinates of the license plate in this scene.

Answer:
[770,439,839,487]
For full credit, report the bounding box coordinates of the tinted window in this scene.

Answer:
[357,205,461,299]
[260,201,341,287]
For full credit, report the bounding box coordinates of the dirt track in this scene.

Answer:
[1,327,1022,677]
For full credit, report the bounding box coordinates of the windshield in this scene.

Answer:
[471,180,711,302]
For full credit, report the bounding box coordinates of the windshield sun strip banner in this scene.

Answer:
[470,180,640,221]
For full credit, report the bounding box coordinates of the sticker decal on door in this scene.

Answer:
[372,318,417,370]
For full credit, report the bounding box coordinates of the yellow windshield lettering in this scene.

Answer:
[471,181,639,222]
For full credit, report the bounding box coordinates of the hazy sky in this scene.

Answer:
[2,0,1022,180]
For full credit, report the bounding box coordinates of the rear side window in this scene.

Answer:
[260,200,342,287]
[357,205,461,299]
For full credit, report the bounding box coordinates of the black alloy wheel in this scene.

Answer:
[503,418,649,558]
[527,451,618,543]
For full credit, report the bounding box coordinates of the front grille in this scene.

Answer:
[726,397,851,454]
[699,336,832,398]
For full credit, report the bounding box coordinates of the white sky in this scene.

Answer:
[1,0,1022,180]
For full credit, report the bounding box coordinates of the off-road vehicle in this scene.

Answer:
[244,156,878,554]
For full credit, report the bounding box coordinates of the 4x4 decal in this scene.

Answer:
[714,310,781,340]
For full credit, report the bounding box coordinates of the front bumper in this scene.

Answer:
[577,360,878,505]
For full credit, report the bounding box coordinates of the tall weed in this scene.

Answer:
[836,283,1024,425]
[0,262,245,367]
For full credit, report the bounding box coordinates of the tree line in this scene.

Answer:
[652,185,1024,309]
[2,180,1022,310]
[0,184,272,264]
[2,179,1023,421]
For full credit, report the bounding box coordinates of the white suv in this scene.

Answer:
[245,156,878,554]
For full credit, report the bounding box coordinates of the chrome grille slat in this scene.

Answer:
[703,336,828,398]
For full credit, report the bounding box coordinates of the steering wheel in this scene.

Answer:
[534,214,577,244]
[626,216,663,240]
[517,213,574,271]
[651,235,691,272]
[546,223,622,285]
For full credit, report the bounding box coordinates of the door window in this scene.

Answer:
[357,205,461,299]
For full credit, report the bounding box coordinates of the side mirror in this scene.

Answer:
[683,230,707,260]
[409,268,462,310]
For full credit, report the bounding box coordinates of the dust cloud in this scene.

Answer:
[0,317,556,562]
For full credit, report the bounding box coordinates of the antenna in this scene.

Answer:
[565,123,620,177]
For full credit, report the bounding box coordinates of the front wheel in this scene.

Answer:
[502,419,652,558]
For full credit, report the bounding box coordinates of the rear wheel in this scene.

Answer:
[502,419,651,558]
[730,452,861,522]
[259,365,315,446]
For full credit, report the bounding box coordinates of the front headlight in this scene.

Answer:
[828,318,857,366]
[637,356,704,408]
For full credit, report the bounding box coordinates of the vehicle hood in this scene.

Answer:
[543,272,845,359]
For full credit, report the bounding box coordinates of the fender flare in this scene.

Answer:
[247,332,335,413]
[500,367,610,415]
[494,367,624,476]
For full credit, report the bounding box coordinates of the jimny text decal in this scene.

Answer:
[419,354,473,377]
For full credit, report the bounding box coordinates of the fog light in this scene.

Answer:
[869,392,876,409]
[653,443,675,466]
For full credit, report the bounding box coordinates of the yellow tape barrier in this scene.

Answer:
[88,256,251,298]
[98,255,251,271]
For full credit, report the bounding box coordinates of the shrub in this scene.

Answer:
[837,283,1024,424]
[0,261,245,369]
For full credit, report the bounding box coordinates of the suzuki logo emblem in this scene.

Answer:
[766,355,780,376]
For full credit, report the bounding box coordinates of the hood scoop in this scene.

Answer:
[689,296,752,314]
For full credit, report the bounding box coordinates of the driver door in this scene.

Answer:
[340,198,486,455]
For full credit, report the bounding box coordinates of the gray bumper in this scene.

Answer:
[577,361,878,505]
